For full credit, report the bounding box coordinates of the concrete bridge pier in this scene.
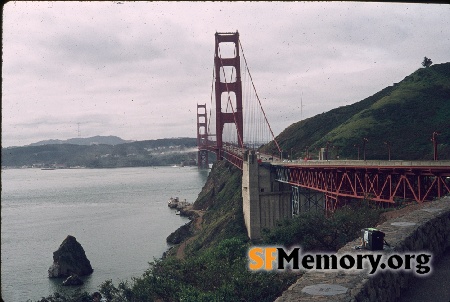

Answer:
[242,150,292,240]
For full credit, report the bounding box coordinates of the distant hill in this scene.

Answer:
[28,135,133,146]
[262,62,450,160]
[2,137,199,168]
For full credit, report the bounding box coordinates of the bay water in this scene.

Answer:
[1,166,209,301]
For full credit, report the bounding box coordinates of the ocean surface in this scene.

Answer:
[1,166,209,302]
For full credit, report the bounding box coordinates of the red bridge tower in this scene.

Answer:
[197,104,209,168]
[214,31,244,159]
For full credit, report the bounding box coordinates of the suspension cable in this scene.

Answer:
[239,39,281,153]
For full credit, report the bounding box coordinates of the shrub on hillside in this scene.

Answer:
[95,237,296,302]
[262,201,383,251]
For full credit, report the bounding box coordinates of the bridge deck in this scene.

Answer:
[270,159,450,168]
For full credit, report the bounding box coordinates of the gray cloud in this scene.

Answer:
[2,2,449,147]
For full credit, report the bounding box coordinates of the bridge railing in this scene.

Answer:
[221,143,285,169]
[272,159,450,167]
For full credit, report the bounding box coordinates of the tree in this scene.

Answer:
[422,57,432,68]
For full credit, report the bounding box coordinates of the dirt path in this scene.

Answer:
[377,202,426,224]
[176,210,204,260]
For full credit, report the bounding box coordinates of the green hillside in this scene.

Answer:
[1,138,198,168]
[263,63,450,160]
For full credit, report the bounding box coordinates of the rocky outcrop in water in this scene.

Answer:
[48,235,93,278]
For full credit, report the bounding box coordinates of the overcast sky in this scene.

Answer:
[2,2,449,147]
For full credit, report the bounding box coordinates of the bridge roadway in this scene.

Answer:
[221,143,450,169]
[220,143,450,173]
[270,158,450,168]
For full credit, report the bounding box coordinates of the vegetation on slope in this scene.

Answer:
[262,63,450,160]
[262,201,383,251]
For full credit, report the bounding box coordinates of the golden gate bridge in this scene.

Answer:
[197,31,450,211]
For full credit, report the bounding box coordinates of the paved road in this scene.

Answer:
[399,247,450,302]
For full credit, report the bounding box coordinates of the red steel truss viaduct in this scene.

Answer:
[273,161,450,212]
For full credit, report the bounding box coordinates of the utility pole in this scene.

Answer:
[77,123,81,137]
[325,141,331,161]
[354,144,360,160]
[362,138,368,161]
[432,131,439,161]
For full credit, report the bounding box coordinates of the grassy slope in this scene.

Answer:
[182,160,248,256]
[262,63,450,160]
